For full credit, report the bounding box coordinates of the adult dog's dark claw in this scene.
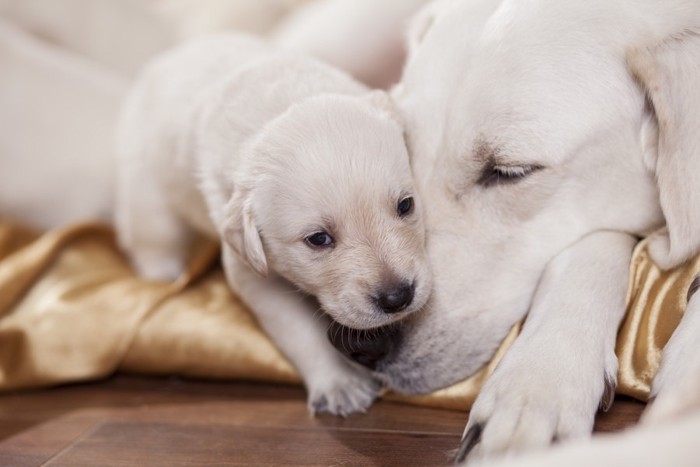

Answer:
[600,374,616,412]
[454,423,483,464]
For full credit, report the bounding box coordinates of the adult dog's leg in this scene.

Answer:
[457,231,636,464]
[222,246,381,416]
[643,275,700,424]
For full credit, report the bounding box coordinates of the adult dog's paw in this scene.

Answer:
[455,349,616,465]
[307,363,382,417]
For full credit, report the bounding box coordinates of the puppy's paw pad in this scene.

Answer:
[308,370,381,417]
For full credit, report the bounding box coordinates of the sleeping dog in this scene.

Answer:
[115,33,432,415]
[328,0,700,460]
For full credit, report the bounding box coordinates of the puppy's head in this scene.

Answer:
[224,92,431,329]
[346,0,700,393]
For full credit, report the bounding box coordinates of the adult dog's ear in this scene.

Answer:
[221,188,268,277]
[627,31,700,269]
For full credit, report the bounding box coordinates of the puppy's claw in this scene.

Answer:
[455,423,482,464]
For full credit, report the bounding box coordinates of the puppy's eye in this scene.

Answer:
[397,196,414,217]
[478,164,543,187]
[305,231,334,248]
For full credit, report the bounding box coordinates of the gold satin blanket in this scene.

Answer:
[0,220,697,410]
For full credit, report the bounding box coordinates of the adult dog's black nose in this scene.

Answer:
[376,281,415,313]
[327,321,399,370]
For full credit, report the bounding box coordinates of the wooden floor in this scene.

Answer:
[0,374,645,466]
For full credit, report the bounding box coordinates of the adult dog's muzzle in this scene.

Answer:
[327,320,401,370]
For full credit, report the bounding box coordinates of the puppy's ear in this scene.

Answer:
[364,90,402,126]
[627,32,700,269]
[221,188,268,277]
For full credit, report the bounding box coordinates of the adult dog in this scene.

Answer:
[329,0,700,461]
[115,34,432,415]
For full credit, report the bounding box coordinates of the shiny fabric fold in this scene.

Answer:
[0,220,697,410]
[615,240,700,400]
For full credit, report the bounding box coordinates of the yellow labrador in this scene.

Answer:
[328,0,700,460]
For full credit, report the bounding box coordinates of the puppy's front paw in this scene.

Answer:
[307,362,381,417]
[455,349,616,465]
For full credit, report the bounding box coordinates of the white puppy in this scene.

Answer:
[115,33,432,415]
[326,0,700,459]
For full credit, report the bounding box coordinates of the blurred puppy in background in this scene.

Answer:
[0,0,426,230]
[272,0,430,88]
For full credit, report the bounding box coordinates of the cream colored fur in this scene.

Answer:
[115,33,431,415]
[356,0,700,462]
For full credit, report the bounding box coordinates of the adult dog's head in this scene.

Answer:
[330,0,700,392]
[222,92,432,330]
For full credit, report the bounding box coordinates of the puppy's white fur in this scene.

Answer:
[361,0,700,460]
[115,33,431,415]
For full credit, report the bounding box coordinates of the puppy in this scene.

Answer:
[115,33,431,415]
[326,0,700,458]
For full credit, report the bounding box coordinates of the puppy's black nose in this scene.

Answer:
[327,321,399,370]
[376,281,415,313]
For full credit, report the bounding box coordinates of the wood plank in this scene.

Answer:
[0,411,103,466]
[0,401,466,466]
[46,421,459,467]
[0,376,469,439]
[594,396,645,432]
[0,375,646,466]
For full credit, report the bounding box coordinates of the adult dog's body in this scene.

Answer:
[329,0,700,461]
[115,33,431,415]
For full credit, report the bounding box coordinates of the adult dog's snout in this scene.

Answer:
[327,321,399,370]
[375,281,415,313]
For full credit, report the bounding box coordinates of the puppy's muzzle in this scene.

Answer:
[327,321,400,370]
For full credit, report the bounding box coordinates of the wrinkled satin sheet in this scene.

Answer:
[0,220,697,410]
